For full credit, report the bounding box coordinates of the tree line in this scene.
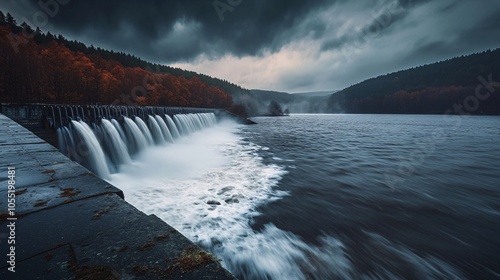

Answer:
[0,12,234,110]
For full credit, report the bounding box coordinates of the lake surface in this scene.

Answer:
[110,114,500,279]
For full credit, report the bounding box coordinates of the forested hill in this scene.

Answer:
[56,36,249,99]
[0,11,246,110]
[328,48,500,115]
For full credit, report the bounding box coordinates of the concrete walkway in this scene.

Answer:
[0,114,235,279]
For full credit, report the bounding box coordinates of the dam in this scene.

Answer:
[0,104,240,279]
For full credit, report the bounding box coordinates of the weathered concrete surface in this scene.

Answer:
[0,114,235,279]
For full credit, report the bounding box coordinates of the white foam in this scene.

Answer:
[107,118,472,279]
[109,122,354,279]
[218,224,353,280]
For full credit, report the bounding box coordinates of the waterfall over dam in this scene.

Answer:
[58,112,218,179]
[0,104,257,279]
[0,104,254,179]
[0,112,236,279]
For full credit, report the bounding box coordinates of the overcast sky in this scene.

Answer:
[2,0,500,93]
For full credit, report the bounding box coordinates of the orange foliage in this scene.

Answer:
[0,25,233,108]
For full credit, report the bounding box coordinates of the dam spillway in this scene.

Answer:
[0,106,238,279]
[0,104,250,180]
[58,112,217,179]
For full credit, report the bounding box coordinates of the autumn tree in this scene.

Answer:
[0,13,234,108]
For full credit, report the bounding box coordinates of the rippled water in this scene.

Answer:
[110,114,500,279]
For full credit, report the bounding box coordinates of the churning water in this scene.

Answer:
[61,114,500,279]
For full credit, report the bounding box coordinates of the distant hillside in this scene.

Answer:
[328,49,500,115]
[293,91,336,97]
[251,89,296,104]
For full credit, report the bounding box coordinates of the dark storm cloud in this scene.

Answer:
[320,0,430,52]
[1,0,500,92]
[456,13,500,47]
[1,0,432,63]
[411,40,450,58]
[398,1,500,66]
[1,0,336,62]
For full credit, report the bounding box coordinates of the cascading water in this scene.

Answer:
[173,113,216,134]
[173,115,187,135]
[135,117,154,145]
[155,115,174,143]
[112,119,128,146]
[58,126,75,158]
[56,113,218,179]
[70,120,111,179]
[100,119,131,166]
[123,116,148,153]
[147,115,165,144]
[165,115,181,139]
